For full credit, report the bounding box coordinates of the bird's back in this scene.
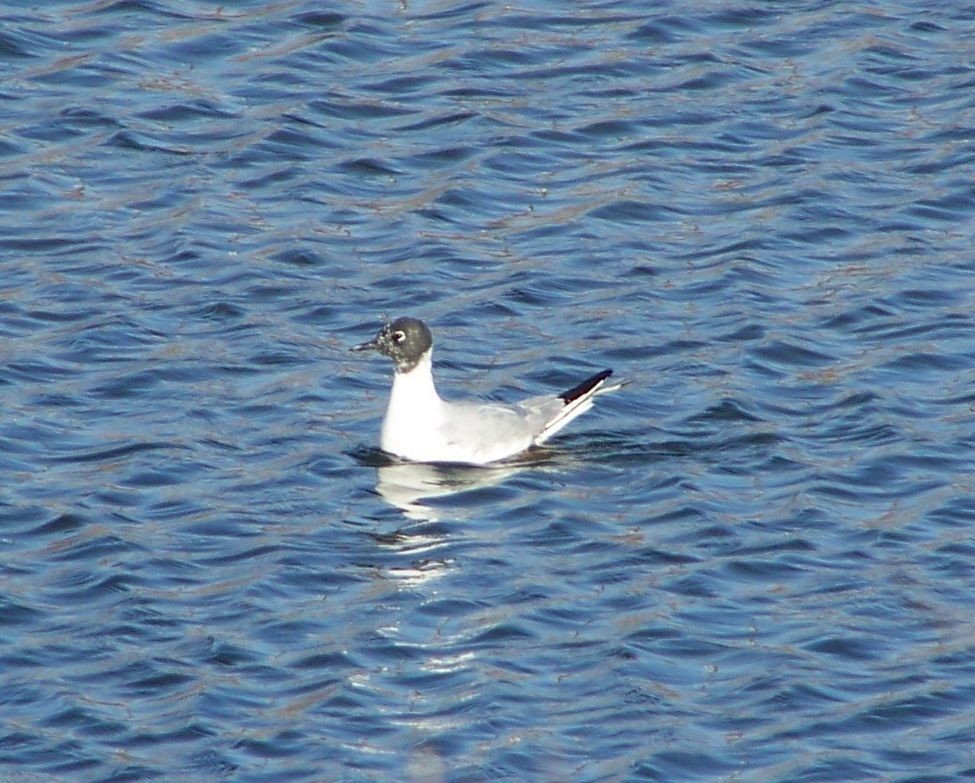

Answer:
[437,400,536,464]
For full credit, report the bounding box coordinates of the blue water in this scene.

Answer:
[2,1,975,781]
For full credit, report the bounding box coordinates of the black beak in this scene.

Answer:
[350,337,380,353]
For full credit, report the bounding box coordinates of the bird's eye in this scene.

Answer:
[393,331,406,343]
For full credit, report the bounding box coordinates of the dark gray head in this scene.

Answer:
[350,316,433,373]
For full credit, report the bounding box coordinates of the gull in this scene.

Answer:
[351,316,624,465]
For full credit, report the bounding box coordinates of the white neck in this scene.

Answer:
[391,349,438,400]
[380,350,443,456]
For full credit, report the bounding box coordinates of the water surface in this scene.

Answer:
[2,2,974,781]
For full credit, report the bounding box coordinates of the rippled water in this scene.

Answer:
[2,2,974,781]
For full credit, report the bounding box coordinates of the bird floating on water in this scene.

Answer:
[351,316,624,465]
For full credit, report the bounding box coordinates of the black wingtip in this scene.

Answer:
[559,369,613,405]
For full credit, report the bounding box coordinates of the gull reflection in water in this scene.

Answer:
[353,446,552,522]
[375,460,519,521]
[350,447,559,588]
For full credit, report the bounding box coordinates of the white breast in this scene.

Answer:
[380,351,446,462]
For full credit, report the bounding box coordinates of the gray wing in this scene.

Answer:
[436,372,622,462]
[514,393,566,432]
[438,399,550,463]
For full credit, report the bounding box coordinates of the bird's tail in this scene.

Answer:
[534,369,626,445]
